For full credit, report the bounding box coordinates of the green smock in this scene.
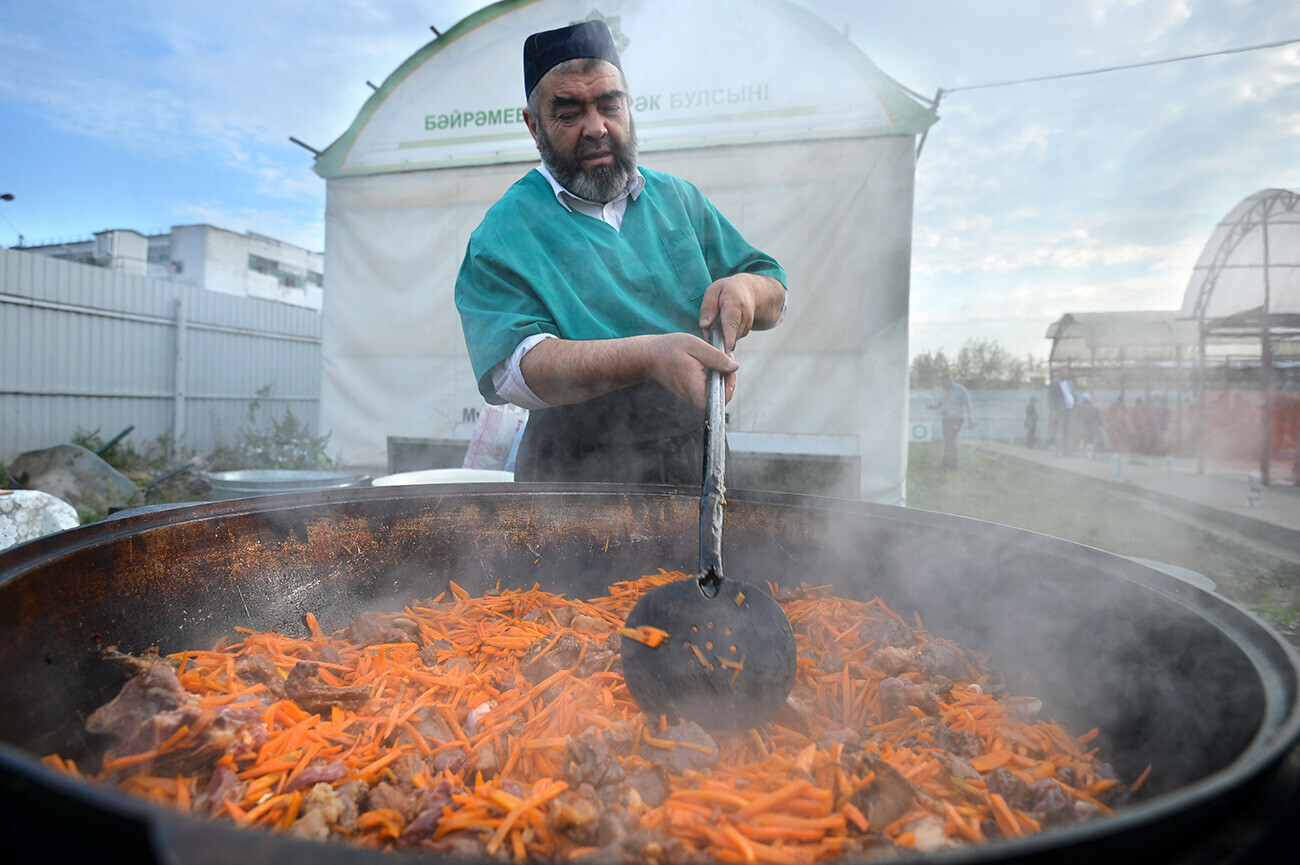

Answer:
[454,166,786,484]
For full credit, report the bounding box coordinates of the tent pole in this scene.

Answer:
[1174,344,1183,456]
[915,89,943,159]
[1196,325,1206,476]
[1260,216,1273,486]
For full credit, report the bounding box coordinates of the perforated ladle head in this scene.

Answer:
[619,323,797,731]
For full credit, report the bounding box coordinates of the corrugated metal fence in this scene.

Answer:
[1,247,322,464]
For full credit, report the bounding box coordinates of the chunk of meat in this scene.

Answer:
[289,782,350,840]
[347,610,415,647]
[367,780,416,819]
[623,764,669,809]
[774,694,814,735]
[565,731,626,789]
[851,756,917,830]
[640,721,718,774]
[917,638,970,681]
[86,663,189,744]
[87,663,267,773]
[283,661,370,714]
[285,759,348,793]
[232,653,285,698]
[859,616,918,649]
[194,765,244,816]
[933,724,982,760]
[1028,777,1099,825]
[985,767,1033,811]
[550,786,604,845]
[399,779,455,847]
[519,632,583,684]
[870,645,915,676]
[878,677,940,719]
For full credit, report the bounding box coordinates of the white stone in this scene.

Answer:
[0,489,80,551]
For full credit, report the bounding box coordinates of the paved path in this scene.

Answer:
[969,440,1300,569]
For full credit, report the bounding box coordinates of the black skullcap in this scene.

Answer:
[523,20,622,98]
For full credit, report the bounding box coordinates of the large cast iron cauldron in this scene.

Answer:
[1,484,1298,865]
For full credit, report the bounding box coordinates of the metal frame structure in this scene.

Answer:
[1186,189,1300,483]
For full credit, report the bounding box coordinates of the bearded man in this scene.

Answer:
[455,20,787,484]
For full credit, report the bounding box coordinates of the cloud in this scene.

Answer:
[5,0,1298,364]
[0,1,461,190]
[170,201,325,253]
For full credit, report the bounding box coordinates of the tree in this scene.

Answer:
[910,339,1047,389]
[954,339,1014,388]
[909,350,951,389]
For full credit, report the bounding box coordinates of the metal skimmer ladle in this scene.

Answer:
[620,322,797,730]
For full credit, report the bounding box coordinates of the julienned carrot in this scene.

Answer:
[988,792,1023,837]
[720,822,759,865]
[48,573,1138,863]
[619,624,670,648]
[968,747,1014,772]
[101,724,191,773]
[840,802,868,833]
[485,779,569,855]
[736,779,814,819]
[644,728,716,755]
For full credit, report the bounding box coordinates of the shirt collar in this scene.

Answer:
[536,162,644,212]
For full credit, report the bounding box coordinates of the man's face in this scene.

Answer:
[524,59,638,203]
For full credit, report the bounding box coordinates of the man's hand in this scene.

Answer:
[519,332,738,411]
[698,273,786,351]
[516,273,781,410]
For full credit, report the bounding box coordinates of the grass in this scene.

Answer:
[906,442,1300,642]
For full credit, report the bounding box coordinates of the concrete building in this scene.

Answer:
[21,224,323,310]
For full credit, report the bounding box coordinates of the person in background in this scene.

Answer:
[927,374,975,471]
[455,20,787,484]
[1132,397,1150,453]
[1105,394,1134,453]
[1047,370,1075,456]
[1024,396,1039,448]
[1076,392,1104,457]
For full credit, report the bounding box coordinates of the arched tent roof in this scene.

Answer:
[312,0,938,504]
[1046,311,1198,366]
[313,0,936,178]
[1179,188,1300,358]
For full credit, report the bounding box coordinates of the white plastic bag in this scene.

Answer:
[462,404,528,470]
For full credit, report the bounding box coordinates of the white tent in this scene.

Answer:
[314,0,936,503]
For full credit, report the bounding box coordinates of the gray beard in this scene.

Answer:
[537,119,639,204]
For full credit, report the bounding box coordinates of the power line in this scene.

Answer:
[913,36,1300,158]
[944,36,1300,96]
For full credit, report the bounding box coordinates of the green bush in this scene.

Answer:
[71,427,175,474]
[207,386,340,471]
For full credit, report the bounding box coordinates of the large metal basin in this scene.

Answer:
[1,484,1297,864]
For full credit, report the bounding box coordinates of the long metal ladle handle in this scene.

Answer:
[699,320,727,596]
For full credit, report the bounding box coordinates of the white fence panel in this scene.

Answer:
[1,248,322,465]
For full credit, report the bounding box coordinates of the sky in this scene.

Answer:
[2,0,1298,361]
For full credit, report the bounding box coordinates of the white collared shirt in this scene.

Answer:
[534,162,645,229]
